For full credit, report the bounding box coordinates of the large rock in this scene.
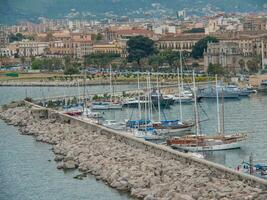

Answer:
[63,160,77,169]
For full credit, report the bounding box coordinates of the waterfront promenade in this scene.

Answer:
[1,101,266,200]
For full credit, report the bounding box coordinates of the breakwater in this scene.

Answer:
[1,101,267,200]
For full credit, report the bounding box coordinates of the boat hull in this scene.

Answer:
[171,141,243,152]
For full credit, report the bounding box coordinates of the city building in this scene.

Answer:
[204,41,247,72]
[154,25,176,35]
[18,40,49,57]
[92,41,126,57]
[105,27,155,41]
[243,17,267,32]
[0,27,9,48]
[157,33,205,52]
[48,32,92,59]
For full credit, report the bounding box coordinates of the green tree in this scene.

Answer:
[9,33,34,42]
[192,36,219,59]
[207,64,225,76]
[238,59,246,72]
[92,33,103,41]
[84,53,120,69]
[64,67,80,75]
[31,59,43,70]
[183,28,205,33]
[247,59,260,73]
[127,36,157,66]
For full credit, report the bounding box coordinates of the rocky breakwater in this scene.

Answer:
[1,104,267,200]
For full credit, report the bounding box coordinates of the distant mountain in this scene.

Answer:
[0,0,266,24]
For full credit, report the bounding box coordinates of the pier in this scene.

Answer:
[1,100,267,199]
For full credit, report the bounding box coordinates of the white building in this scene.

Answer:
[0,48,15,57]
[154,25,176,35]
[18,40,49,57]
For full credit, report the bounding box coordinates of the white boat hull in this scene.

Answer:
[91,104,122,110]
[171,141,243,152]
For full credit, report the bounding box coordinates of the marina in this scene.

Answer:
[0,81,265,169]
[1,81,267,199]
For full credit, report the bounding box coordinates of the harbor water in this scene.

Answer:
[1,85,267,200]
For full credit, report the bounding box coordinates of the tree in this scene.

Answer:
[238,59,246,72]
[84,53,120,69]
[183,28,205,33]
[207,64,225,76]
[127,36,157,66]
[247,59,260,73]
[92,33,103,41]
[31,58,64,71]
[64,67,80,75]
[31,59,43,70]
[192,36,219,59]
[9,33,34,43]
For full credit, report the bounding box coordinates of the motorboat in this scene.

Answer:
[91,101,123,110]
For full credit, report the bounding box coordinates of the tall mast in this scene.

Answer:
[180,51,184,92]
[221,87,225,135]
[145,72,149,127]
[157,73,161,122]
[177,66,183,122]
[193,70,200,136]
[137,72,142,120]
[82,65,86,113]
[109,64,112,102]
[149,73,153,122]
[262,39,265,70]
[215,75,220,134]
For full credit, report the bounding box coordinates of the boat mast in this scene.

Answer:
[109,64,112,103]
[157,72,161,122]
[193,70,200,136]
[177,65,183,122]
[180,51,184,92]
[215,75,221,134]
[262,39,265,70]
[221,86,225,135]
[149,72,153,122]
[83,67,86,115]
[144,73,148,127]
[137,72,142,120]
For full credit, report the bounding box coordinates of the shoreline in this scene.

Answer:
[1,102,266,199]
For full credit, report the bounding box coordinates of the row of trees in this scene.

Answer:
[9,33,34,43]
[31,56,80,75]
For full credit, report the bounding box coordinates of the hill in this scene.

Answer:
[0,0,266,24]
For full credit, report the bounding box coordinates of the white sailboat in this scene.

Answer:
[152,66,194,136]
[91,65,122,110]
[167,73,247,152]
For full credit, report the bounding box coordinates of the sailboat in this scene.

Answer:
[167,73,247,151]
[63,81,84,116]
[167,51,193,104]
[151,66,194,136]
[91,65,123,110]
[125,72,164,140]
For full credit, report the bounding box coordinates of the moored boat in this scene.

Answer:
[167,73,247,152]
